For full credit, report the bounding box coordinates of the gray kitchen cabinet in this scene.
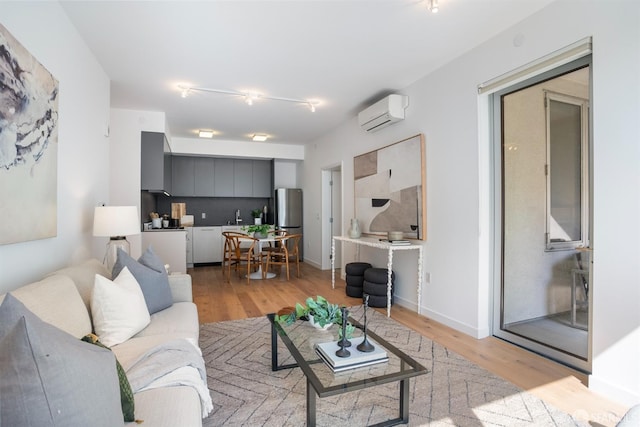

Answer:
[194,157,215,196]
[141,131,172,194]
[192,226,222,263]
[170,157,272,198]
[233,159,253,197]
[213,159,234,197]
[172,156,216,197]
[252,160,272,197]
[171,156,195,196]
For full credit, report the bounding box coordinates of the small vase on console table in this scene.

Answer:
[348,218,361,239]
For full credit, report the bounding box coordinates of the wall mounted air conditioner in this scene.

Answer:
[358,94,409,132]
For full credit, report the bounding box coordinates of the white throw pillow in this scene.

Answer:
[91,267,151,347]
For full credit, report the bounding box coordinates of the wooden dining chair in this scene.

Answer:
[262,229,288,255]
[265,233,301,280]
[222,232,262,284]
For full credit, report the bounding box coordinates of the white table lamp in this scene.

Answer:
[93,206,140,272]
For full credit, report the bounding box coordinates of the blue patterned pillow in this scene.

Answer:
[112,247,173,314]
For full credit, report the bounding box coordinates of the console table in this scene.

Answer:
[331,236,423,317]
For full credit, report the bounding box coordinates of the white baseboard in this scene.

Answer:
[394,296,489,339]
[421,307,488,339]
[304,258,321,269]
[393,295,418,312]
[589,375,640,407]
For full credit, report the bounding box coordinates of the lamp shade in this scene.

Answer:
[93,206,140,237]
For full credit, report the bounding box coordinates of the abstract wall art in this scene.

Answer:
[354,134,426,240]
[0,23,59,245]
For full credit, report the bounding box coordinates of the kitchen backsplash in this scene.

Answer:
[148,194,273,227]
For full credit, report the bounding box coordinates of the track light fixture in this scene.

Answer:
[427,0,439,13]
[178,85,319,112]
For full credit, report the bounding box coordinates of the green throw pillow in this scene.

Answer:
[81,334,136,422]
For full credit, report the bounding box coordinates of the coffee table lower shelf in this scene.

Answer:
[268,313,426,427]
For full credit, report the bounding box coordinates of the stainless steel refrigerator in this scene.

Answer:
[275,188,303,259]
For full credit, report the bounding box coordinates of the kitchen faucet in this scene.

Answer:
[235,209,242,225]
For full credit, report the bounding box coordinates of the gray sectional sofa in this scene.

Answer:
[0,258,210,426]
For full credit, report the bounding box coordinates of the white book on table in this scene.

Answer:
[315,336,388,372]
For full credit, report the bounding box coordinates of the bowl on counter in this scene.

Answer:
[388,231,403,240]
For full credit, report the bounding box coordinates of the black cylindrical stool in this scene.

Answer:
[363,268,396,307]
[345,262,372,298]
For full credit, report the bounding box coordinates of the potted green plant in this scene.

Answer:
[251,208,262,224]
[242,224,271,238]
[276,295,343,330]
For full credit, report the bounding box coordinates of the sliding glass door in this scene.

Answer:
[492,57,592,372]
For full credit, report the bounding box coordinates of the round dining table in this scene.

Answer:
[240,235,278,280]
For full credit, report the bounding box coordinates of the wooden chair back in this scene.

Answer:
[222,232,261,284]
[265,233,302,280]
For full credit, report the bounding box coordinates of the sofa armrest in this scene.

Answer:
[168,273,193,303]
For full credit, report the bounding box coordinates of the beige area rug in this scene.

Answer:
[200,307,586,426]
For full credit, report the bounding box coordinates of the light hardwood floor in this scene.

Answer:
[190,262,629,426]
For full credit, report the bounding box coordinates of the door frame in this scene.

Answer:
[321,162,343,270]
[490,56,593,373]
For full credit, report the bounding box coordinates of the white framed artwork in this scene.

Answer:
[354,134,426,240]
[0,23,59,245]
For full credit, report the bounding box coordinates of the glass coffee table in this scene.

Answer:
[268,313,427,426]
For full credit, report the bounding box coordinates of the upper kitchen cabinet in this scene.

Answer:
[213,158,234,197]
[194,157,215,196]
[170,157,272,197]
[141,131,172,194]
[232,159,272,197]
[233,159,253,197]
[172,156,216,197]
[171,156,194,196]
[252,160,272,198]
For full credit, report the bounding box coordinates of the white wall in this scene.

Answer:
[0,3,110,293]
[304,0,639,406]
[274,159,301,189]
[171,137,304,160]
[108,109,166,258]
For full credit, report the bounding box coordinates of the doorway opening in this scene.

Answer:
[491,56,592,372]
[321,164,342,270]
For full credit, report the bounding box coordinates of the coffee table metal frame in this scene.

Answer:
[268,313,427,427]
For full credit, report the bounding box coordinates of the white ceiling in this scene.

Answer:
[60,0,555,144]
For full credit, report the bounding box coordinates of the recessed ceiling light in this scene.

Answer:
[252,134,268,142]
[198,130,214,138]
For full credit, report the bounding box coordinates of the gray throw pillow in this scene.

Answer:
[112,247,173,314]
[0,294,124,427]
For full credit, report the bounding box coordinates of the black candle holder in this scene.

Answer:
[357,294,375,353]
[337,306,351,348]
[335,340,350,358]
[336,307,351,357]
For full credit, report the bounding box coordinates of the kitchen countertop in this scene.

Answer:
[143,224,273,231]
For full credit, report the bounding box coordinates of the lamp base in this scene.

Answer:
[104,236,130,273]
